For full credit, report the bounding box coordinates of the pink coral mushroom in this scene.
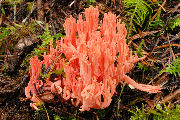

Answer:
[25,6,161,111]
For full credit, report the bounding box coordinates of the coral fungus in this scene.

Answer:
[25,6,161,111]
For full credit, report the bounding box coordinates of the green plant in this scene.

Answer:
[136,62,148,71]
[149,10,163,29]
[151,104,180,120]
[54,115,62,120]
[133,39,144,57]
[34,103,45,115]
[0,25,19,55]
[169,14,180,30]
[130,103,180,120]
[20,23,64,69]
[35,23,64,56]
[39,67,65,79]
[117,84,125,116]
[86,0,96,7]
[53,110,78,120]
[0,27,9,54]
[0,27,10,39]
[123,0,152,33]
[129,104,149,120]
[35,24,53,56]
[161,58,180,77]
[1,65,8,75]
[20,23,51,69]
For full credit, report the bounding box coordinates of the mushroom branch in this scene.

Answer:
[25,6,161,111]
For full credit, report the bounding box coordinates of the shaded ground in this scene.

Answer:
[0,0,179,119]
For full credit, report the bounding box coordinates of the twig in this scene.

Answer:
[33,19,46,30]
[162,35,179,44]
[160,88,180,103]
[43,53,62,83]
[148,72,169,85]
[43,104,50,120]
[69,0,75,8]
[154,44,180,49]
[162,53,180,61]
[162,3,180,33]
[167,3,180,14]
[0,75,29,94]
[128,30,160,45]
[167,33,176,61]
[36,95,50,120]
[22,3,36,23]
[144,96,153,108]
[151,0,166,21]
[37,0,44,21]
[130,41,148,55]
[14,1,16,22]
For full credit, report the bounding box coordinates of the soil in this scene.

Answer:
[0,0,179,120]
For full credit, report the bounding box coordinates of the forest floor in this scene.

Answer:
[0,0,179,120]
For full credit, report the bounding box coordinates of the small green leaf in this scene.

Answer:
[54,115,62,120]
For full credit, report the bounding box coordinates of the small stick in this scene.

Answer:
[160,88,180,103]
[151,0,166,21]
[167,33,176,61]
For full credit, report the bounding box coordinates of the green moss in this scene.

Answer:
[130,103,180,120]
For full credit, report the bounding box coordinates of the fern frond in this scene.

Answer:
[161,58,180,77]
[124,0,152,33]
